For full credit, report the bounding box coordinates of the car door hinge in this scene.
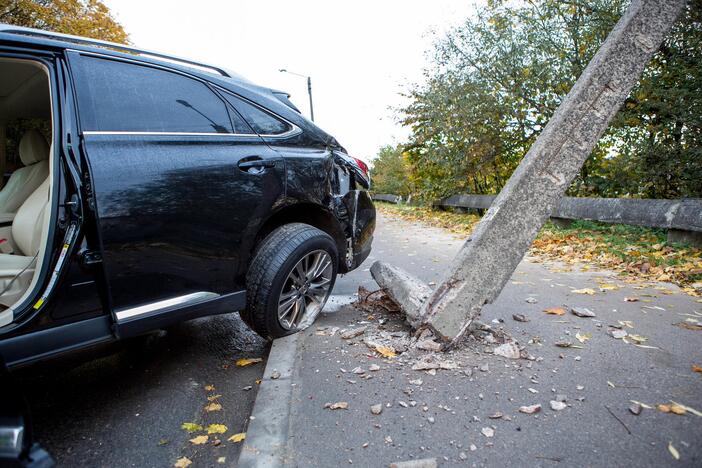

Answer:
[80,250,103,267]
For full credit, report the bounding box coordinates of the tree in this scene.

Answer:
[0,0,129,43]
[370,145,415,198]
[396,0,701,200]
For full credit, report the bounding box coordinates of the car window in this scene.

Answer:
[223,93,291,135]
[73,56,234,134]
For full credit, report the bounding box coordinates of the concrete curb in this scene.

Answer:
[237,332,300,468]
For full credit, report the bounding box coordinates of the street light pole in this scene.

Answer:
[279,69,315,122]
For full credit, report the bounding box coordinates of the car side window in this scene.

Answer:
[222,93,291,136]
[72,55,234,134]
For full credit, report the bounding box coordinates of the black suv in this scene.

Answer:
[0,25,374,464]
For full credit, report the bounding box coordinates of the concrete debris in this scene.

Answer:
[369,364,381,372]
[389,458,438,468]
[493,342,521,359]
[525,297,538,304]
[519,404,542,414]
[571,307,596,318]
[629,403,642,415]
[512,314,529,322]
[411,356,460,371]
[610,329,628,339]
[340,326,367,339]
[481,427,495,438]
[324,402,348,410]
[371,404,383,415]
[550,401,567,411]
[416,339,442,352]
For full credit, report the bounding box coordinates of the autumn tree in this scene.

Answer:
[0,0,128,43]
[387,0,701,201]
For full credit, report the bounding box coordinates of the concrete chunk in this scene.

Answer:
[370,261,432,328]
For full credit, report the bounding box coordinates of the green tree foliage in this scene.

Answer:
[384,0,701,201]
[0,0,129,43]
[371,145,415,197]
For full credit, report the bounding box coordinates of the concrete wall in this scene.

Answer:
[373,193,702,247]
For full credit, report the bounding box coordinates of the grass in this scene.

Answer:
[375,202,702,291]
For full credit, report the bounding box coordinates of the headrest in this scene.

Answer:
[19,130,49,165]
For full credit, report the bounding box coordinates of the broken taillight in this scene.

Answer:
[351,157,369,178]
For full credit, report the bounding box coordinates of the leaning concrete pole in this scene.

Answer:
[409,0,684,346]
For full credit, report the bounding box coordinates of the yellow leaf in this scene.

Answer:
[670,404,686,415]
[228,432,246,443]
[575,332,591,343]
[255,379,262,385]
[657,404,672,413]
[668,442,680,460]
[670,400,702,417]
[174,457,192,468]
[205,403,222,412]
[181,422,203,433]
[572,288,596,295]
[236,358,263,367]
[375,345,397,358]
[189,435,208,445]
[204,385,215,391]
[628,334,647,344]
[692,365,702,374]
[206,424,228,434]
[208,394,222,401]
[599,283,619,291]
[544,307,566,316]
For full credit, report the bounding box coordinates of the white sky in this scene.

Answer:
[103,0,479,161]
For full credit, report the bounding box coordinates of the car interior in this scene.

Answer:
[0,58,53,327]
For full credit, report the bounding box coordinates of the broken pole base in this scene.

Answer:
[369,261,432,329]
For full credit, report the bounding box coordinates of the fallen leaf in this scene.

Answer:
[236,357,263,367]
[189,435,208,445]
[599,283,620,291]
[181,422,203,433]
[205,403,222,412]
[228,433,246,443]
[670,401,702,417]
[624,297,639,302]
[618,320,634,329]
[375,345,397,358]
[674,322,702,331]
[206,424,228,434]
[572,288,596,295]
[204,385,215,391]
[627,334,647,344]
[207,394,222,401]
[575,332,591,343]
[324,401,349,410]
[668,442,680,460]
[544,307,566,316]
[174,457,192,468]
[693,365,702,374]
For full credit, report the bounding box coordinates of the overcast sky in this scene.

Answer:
[103,0,479,161]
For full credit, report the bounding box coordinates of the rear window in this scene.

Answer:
[72,55,235,134]
[223,93,292,136]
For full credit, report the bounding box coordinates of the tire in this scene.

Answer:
[243,223,338,340]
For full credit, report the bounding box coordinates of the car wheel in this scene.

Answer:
[243,223,338,340]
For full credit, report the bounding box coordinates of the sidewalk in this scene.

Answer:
[241,213,702,467]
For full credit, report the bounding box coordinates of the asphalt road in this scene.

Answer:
[286,212,702,467]
[14,313,268,466]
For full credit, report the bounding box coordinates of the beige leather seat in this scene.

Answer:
[0,130,50,213]
[0,177,50,307]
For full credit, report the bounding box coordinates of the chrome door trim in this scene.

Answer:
[115,291,220,322]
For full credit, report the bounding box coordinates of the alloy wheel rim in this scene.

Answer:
[277,250,333,330]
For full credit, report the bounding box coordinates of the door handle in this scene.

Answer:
[237,157,281,170]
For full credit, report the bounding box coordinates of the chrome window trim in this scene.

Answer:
[115,291,220,322]
[82,126,301,139]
